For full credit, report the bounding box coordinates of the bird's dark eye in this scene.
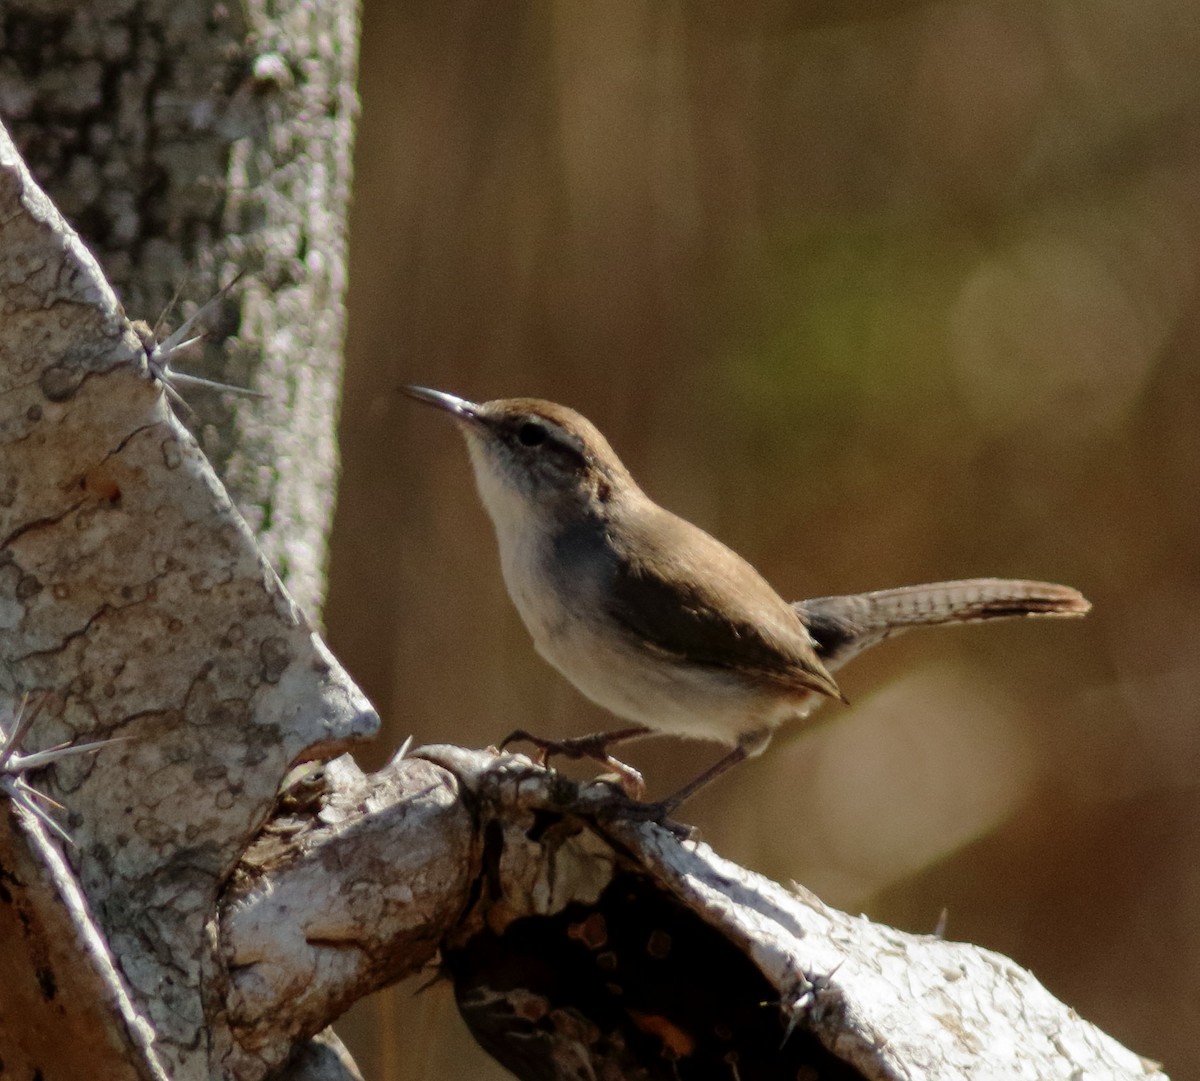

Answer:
[517,421,547,447]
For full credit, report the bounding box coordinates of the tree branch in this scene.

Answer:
[220,754,476,1079]
[0,801,170,1081]
[418,746,1167,1081]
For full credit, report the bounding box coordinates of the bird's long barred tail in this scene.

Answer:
[829,578,1089,627]
[793,578,1090,670]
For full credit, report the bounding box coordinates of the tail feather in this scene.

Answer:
[793,578,1090,671]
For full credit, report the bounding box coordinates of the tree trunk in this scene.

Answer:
[1,0,357,615]
[1,0,369,1074]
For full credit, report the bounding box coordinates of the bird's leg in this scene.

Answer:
[580,746,750,842]
[644,744,747,818]
[607,727,770,825]
[501,725,651,798]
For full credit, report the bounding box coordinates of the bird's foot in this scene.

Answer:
[585,785,695,841]
[500,729,646,800]
[500,728,612,761]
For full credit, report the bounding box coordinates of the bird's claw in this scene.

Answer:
[501,729,606,760]
[585,785,696,841]
[500,729,647,800]
[496,732,693,839]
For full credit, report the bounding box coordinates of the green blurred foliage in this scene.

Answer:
[712,218,975,475]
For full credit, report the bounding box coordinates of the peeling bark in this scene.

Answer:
[421,746,1167,1081]
[220,755,476,1080]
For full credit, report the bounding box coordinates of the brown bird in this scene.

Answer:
[407,387,1090,816]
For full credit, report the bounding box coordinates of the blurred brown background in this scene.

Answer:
[324,3,1200,1078]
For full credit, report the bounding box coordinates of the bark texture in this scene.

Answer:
[0,121,377,1081]
[0,802,170,1081]
[221,754,476,1080]
[0,0,359,614]
[421,745,1167,1081]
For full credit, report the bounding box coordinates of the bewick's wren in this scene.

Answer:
[406,387,1089,815]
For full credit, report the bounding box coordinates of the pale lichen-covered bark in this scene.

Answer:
[220,754,477,1080]
[214,739,1166,1080]
[0,802,170,1081]
[417,746,1167,1081]
[0,0,359,615]
[0,120,376,1081]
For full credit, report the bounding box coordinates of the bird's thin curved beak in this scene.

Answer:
[403,386,483,423]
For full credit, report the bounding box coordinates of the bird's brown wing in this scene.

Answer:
[603,504,842,701]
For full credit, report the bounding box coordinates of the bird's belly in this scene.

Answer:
[499,530,810,745]
[531,612,803,745]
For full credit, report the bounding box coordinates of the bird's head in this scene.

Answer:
[404,387,634,534]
